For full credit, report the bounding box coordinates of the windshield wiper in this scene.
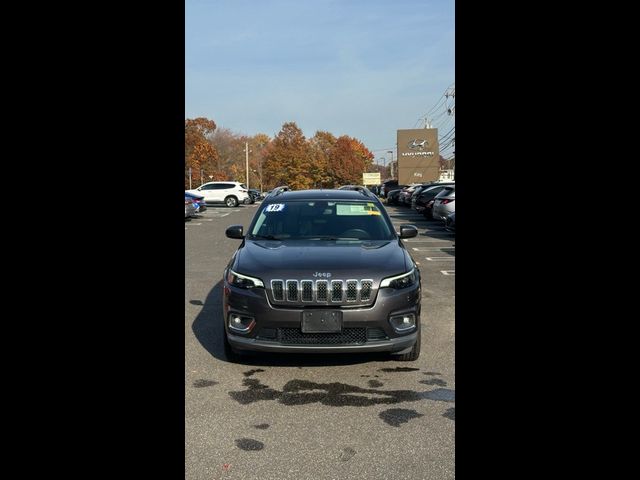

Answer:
[250,234,282,240]
[308,236,360,241]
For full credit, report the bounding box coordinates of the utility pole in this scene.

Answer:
[245,142,249,189]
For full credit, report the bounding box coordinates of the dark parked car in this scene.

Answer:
[380,180,399,198]
[223,188,422,362]
[385,186,407,205]
[398,184,423,206]
[248,189,263,203]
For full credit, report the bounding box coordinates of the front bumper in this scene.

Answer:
[222,281,421,354]
[227,330,418,354]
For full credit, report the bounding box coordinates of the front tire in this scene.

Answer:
[225,196,238,208]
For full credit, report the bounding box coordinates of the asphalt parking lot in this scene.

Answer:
[185,201,455,480]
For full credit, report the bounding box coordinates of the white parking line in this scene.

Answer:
[441,270,455,275]
[425,257,455,261]
[412,247,455,251]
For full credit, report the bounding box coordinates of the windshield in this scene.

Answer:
[248,201,395,240]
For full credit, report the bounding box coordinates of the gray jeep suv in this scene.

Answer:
[223,188,422,361]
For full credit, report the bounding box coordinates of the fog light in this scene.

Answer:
[228,313,256,333]
[389,313,416,333]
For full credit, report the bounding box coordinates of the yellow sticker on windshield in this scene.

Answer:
[336,203,382,216]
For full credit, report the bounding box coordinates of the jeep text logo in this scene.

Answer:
[312,272,332,278]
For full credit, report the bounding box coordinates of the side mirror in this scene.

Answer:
[399,224,418,239]
[225,225,244,239]
[196,187,202,191]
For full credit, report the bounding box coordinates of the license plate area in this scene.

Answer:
[301,310,343,333]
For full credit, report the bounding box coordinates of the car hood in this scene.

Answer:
[234,239,410,283]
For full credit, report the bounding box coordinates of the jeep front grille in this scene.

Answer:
[346,280,358,302]
[287,280,298,302]
[301,280,313,302]
[270,279,375,305]
[360,280,373,301]
[316,280,328,302]
[331,280,343,302]
[272,280,284,301]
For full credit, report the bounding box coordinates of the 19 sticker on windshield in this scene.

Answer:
[265,204,285,212]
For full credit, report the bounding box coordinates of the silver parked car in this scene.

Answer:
[432,186,455,221]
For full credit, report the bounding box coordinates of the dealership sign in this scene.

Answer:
[401,138,435,156]
[396,128,440,184]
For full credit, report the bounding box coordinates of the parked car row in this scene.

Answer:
[376,180,456,231]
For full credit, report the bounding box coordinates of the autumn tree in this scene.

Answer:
[185,117,220,188]
[262,122,315,190]
[326,135,374,187]
[185,117,375,191]
[309,131,337,188]
[210,127,244,180]
[248,133,271,191]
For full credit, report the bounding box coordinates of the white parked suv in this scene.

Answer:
[186,182,250,208]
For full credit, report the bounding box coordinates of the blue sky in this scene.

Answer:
[186,0,454,162]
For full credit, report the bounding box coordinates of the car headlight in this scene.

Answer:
[226,269,264,289]
[380,268,418,289]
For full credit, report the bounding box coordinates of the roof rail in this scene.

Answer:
[271,185,290,196]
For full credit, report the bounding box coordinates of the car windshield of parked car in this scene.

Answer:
[248,201,394,240]
[436,187,455,197]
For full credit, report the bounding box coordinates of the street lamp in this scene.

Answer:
[244,142,252,189]
[252,169,262,193]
